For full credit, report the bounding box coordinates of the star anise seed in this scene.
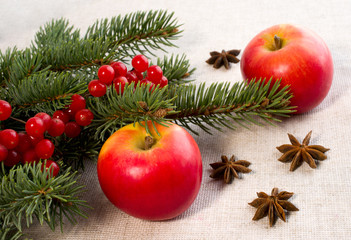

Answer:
[209,155,251,184]
[249,188,299,227]
[277,131,329,171]
[206,49,240,69]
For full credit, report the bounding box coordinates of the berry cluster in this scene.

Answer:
[0,94,93,176]
[52,94,94,138]
[88,54,168,97]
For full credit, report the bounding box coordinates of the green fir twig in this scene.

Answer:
[155,54,195,85]
[7,71,88,115]
[89,78,295,138]
[84,10,182,60]
[0,162,89,237]
[169,79,295,134]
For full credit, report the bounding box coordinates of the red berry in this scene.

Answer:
[125,71,139,85]
[160,76,168,88]
[14,132,32,153]
[0,100,12,121]
[65,122,81,138]
[146,65,163,84]
[22,149,39,164]
[3,150,21,167]
[0,129,19,149]
[98,65,115,85]
[75,109,94,126]
[88,80,107,97]
[69,94,86,114]
[114,76,128,95]
[63,108,75,120]
[0,144,8,162]
[25,117,46,138]
[47,118,65,137]
[140,79,156,92]
[34,112,52,131]
[53,110,70,123]
[35,139,55,159]
[29,134,44,146]
[42,160,60,177]
[131,69,144,80]
[132,55,149,72]
[140,78,150,85]
[111,62,127,77]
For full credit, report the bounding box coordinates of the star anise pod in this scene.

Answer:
[206,49,240,69]
[277,131,330,171]
[209,155,251,184]
[248,188,299,227]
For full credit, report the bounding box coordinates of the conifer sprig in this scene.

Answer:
[85,10,182,60]
[89,79,295,138]
[0,162,88,236]
[0,47,19,86]
[168,79,295,134]
[30,10,182,72]
[55,131,102,170]
[89,83,177,140]
[33,18,81,50]
[0,222,22,240]
[7,71,88,115]
[0,10,182,87]
[155,54,195,84]
[7,49,49,86]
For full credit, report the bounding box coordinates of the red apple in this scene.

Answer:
[97,121,202,220]
[240,24,333,114]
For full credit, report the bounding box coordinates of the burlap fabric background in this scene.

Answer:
[1,0,350,239]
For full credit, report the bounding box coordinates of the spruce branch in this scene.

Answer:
[0,222,23,240]
[168,79,295,134]
[89,83,176,140]
[32,18,110,71]
[155,54,195,84]
[33,18,81,50]
[89,79,295,138]
[7,48,50,87]
[0,162,89,237]
[25,10,182,73]
[54,130,102,171]
[38,38,117,72]
[84,10,182,60]
[7,71,88,115]
[0,47,20,87]
[0,10,182,84]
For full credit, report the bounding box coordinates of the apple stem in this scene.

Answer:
[144,136,155,150]
[274,35,282,50]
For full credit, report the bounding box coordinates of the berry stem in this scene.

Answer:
[10,116,27,124]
